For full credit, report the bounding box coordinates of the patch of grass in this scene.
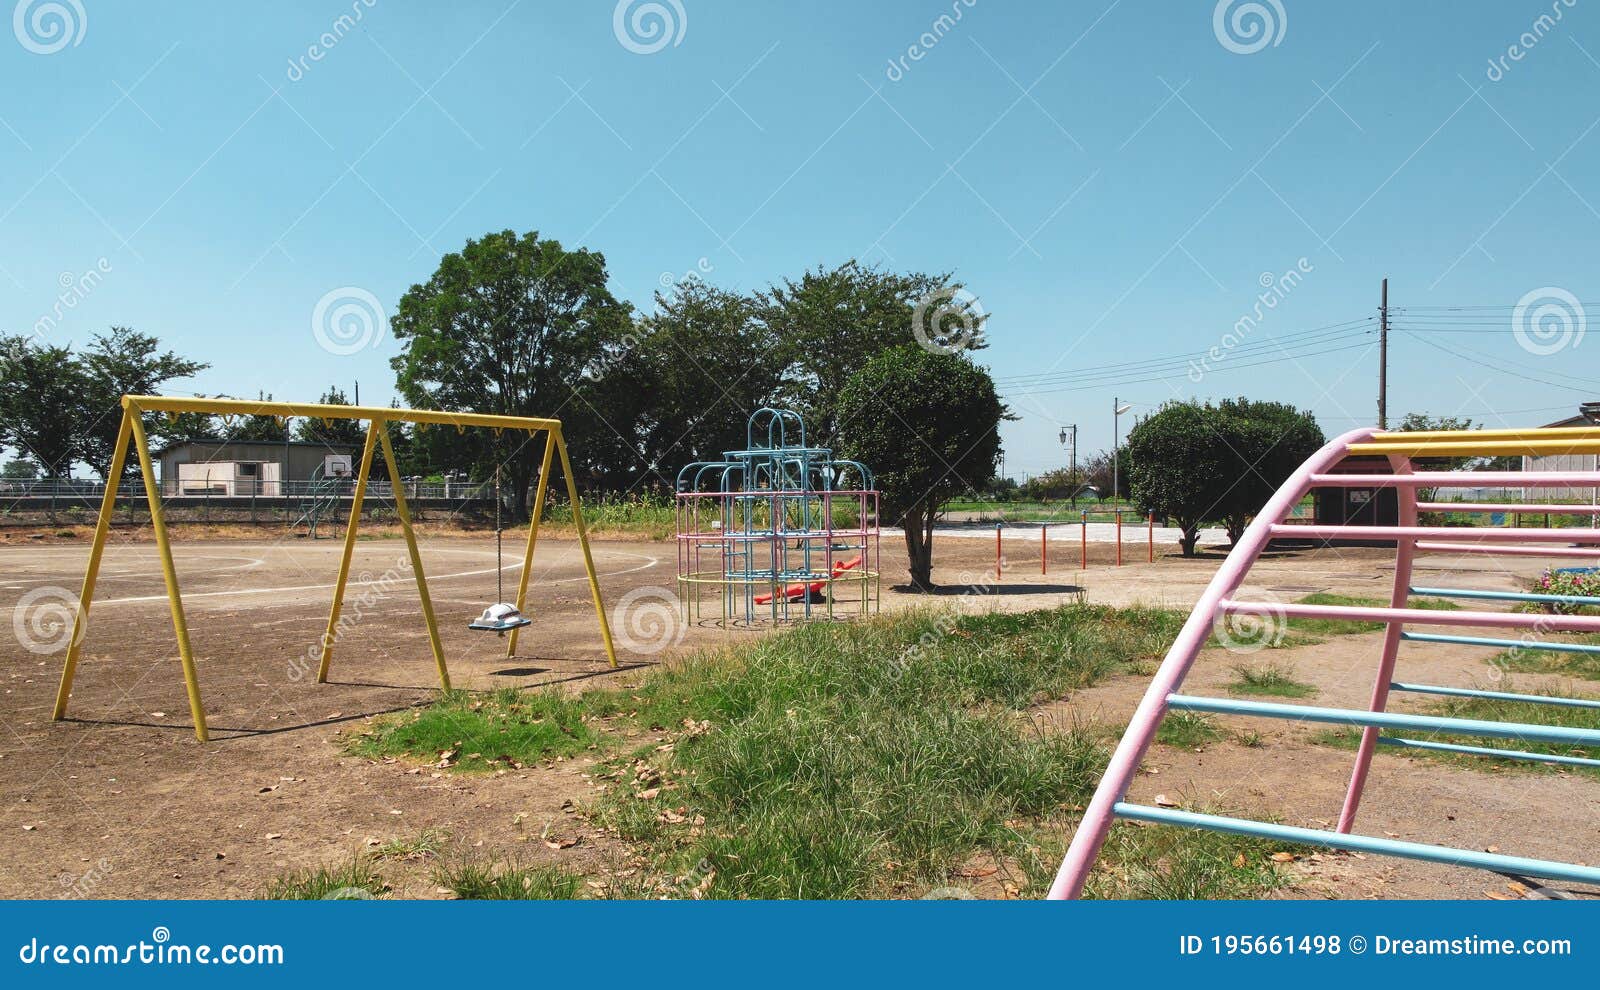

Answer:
[434,860,585,900]
[261,859,386,900]
[1227,662,1316,698]
[1286,592,1459,638]
[370,828,449,861]
[1082,819,1304,899]
[350,688,594,770]
[1492,634,1600,681]
[1313,688,1600,778]
[1155,712,1224,748]
[588,604,1200,899]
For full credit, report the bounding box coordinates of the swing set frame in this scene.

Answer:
[52,394,619,742]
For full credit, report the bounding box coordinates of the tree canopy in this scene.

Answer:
[389,229,634,518]
[837,346,1006,589]
[1125,399,1324,555]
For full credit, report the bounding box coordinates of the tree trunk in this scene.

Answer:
[1179,522,1200,557]
[1225,514,1247,546]
[903,502,936,590]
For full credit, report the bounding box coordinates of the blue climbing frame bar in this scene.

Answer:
[1164,694,1600,747]
[1388,681,1600,710]
[1409,584,1600,608]
[1377,736,1600,769]
[1399,630,1600,656]
[1113,803,1600,887]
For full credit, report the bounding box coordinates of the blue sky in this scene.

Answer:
[2,0,1596,478]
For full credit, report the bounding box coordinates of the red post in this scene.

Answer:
[1148,512,1154,563]
[995,522,1003,581]
[1080,510,1087,570]
[1115,508,1123,567]
[1041,524,1048,575]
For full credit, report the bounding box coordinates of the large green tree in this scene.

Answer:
[758,261,984,447]
[611,279,787,487]
[0,336,90,479]
[1125,399,1323,556]
[79,326,209,478]
[837,346,1006,590]
[390,229,633,518]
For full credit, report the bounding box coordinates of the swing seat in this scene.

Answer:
[468,602,532,632]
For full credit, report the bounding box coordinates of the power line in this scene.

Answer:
[992,318,1375,389]
[998,339,1376,397]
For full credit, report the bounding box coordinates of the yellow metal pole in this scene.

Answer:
[53,407,134,721]
[127,408,209,742]
[377,426,450,690]
[506,431,556,658]
[316,421,381,683]
[554,429,618,668]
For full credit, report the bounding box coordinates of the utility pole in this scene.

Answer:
[1059,425,1078,506]
[1377,277,1388,430]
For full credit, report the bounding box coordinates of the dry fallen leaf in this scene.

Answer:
[543,836,580,850]
[955,866,998,878]
[1270,852,1296,863]
[265,832,283,840]
[1507,881,1529,896]
[636,787,660,800]
[1232,853,1247,869]
[1153,794,1179,808]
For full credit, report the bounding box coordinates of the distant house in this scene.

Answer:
[1522,409,1600,504]
[157,439,361,496]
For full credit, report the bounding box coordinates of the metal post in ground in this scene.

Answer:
[1080,510,1087,570]
[1041,524,1048,575]
[1116,508,1123,566]
[995,522,1003,581]
[1148,512,1154,563]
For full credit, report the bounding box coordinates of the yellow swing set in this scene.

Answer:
[51,395,619,742]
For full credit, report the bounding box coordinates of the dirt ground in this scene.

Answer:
[2,524,1596,899]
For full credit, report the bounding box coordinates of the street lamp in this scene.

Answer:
[1058,424,1078,505]
[1112,398,1132,508]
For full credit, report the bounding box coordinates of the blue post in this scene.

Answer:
[1164,693,1600,747]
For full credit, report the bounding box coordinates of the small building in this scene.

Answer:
[157,440,360,496]
[1309,453,1399,529]
[1522,410,1600,504]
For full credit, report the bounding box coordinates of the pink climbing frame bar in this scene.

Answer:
[1047,425,1600,899]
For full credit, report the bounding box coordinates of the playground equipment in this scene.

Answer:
[676,408,880,626]
[468,465,532,634]
[1050,423,1600,898]
[52,395,617,742]
[291,462,348,538]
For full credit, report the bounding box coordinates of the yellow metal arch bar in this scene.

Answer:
[506,432,557,658]
[121,394,559,433]
[316,420,381,683]
[52,407,134,724]
[554,428,619,668]
[128,408,210,741]
[377,425,451,691]
[1349,438,1600,457]
[56,395,620,741]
